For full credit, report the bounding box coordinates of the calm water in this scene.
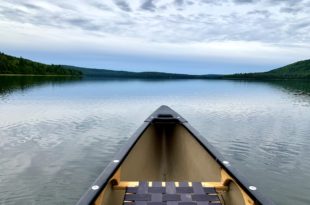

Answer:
[0,76,310,205]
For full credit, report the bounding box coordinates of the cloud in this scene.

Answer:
[267,0,304,6]
[21,3,42,10]
[0,0,310,73]
[141,0,156,11]
[290,20,310,30]
[114,0,131,12]
[247,9,271,18]
[66,18,101,31]
[89,1,111,11]
[233,0,259,4]
[280,7,303,14]
[175,0,184,6]
[1,0,309,44]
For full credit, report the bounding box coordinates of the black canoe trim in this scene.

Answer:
[76,105,275,205]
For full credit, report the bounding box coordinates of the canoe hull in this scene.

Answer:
[77,106,275,205]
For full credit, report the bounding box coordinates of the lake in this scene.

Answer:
[0,76,310,205]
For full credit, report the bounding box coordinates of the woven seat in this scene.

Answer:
[123,182,222,205]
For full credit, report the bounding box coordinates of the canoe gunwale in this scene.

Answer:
[76,105,275,205]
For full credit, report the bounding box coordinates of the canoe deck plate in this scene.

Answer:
[123,181,222,205]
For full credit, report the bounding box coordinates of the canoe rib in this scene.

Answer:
[76,105,275,205]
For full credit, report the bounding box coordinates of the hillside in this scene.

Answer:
[226,59,310,80]
[0,52,82,76]
[0,52,221,79]
[267,60,310,77]
[63,65,222,79]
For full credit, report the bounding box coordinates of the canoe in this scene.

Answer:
[77,105,274,205]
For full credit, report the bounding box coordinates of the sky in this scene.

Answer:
[1,0,310,74]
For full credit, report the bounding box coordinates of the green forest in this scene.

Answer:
[0,52,82,76]
[225,60,310,80]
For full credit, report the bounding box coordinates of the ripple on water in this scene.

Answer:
[1,79,310,205]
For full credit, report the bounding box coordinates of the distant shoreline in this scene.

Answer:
[1,74,310,81]
[1,52,310,80]
[0,74,79,77]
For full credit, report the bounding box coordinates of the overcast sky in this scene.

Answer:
[1,0,310,74]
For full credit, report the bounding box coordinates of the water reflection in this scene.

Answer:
[1,77,310,99]
[0,76,82,97]
[269,80,310,95]
[0,77,310,205]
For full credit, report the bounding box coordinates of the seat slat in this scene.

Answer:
[147,202,167,205]
[149,187,166,193]
[177,182,194,194]
[166,202,178,205]
[192,182,205,195]
[138,182,148,194]
[203,187,217,194]
[153,182,162,187]
[163,194,180,201]
[166,182,176,194]
[125,194,151,201]
[127,187,139,193]
[177,202,197,205]
[192,194,219,202]
[151,193,162,202]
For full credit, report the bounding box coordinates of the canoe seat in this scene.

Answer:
[123,181,222,205]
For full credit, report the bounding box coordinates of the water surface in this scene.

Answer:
[0,76,310,205]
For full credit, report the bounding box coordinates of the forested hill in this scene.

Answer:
[63,65,222,79]
[0,52,82,76]
[2,52,310,80]
[226,59,310,80]
[0,52,221,79]
[266,60,310,77]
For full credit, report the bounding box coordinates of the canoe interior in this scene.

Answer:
[93,123,255,205]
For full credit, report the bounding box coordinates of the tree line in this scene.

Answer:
[0,52,82,76]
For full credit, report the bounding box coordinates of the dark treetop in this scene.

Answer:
[225,59,310,80]
[0,52,82,76]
